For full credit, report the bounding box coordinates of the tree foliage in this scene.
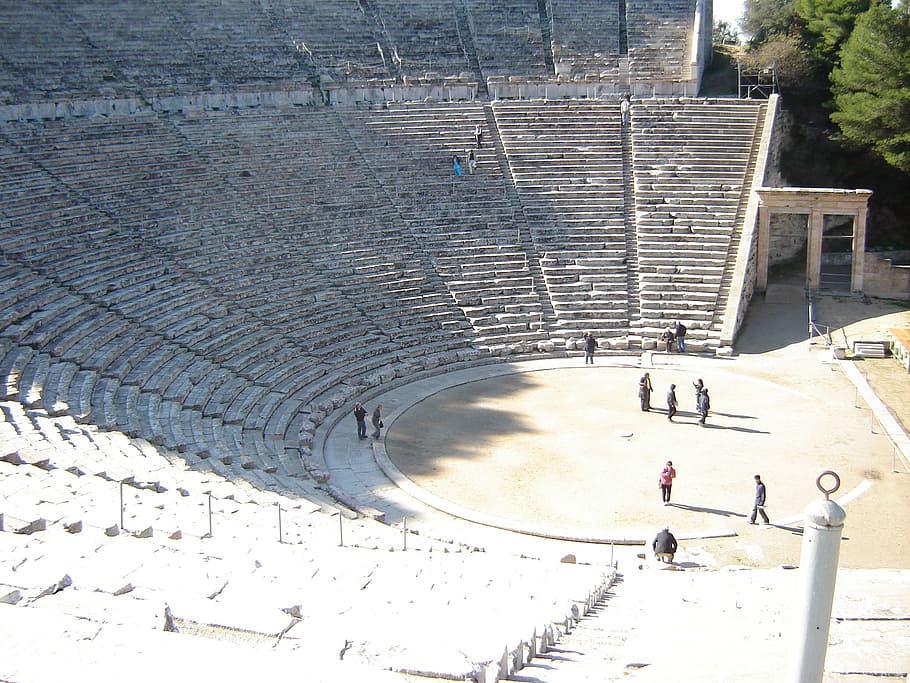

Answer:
[742,0,800,43]
[740,35,822,95]
[714,19,740,44]
[830,1,910,172]
[794,0,876,63]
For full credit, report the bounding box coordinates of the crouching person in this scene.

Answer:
[653,526,678,563]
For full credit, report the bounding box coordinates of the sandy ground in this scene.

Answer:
[385,291,910,570]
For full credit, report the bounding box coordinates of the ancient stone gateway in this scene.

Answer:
[756,187,873,293]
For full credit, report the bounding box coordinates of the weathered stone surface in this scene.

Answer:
[134,526,153,539]
[310,468,330,483]
[565,337,577,351]
[395,363,419,378]
[15,518,46,535]
[538,340,555,352]
[560,554,577,564]
[105,524,120,537]
[0,590,22,605]
[64,520,83,534]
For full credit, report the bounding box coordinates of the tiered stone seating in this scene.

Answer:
[339,102,551,350]
[627,0,694,84]
[493,100,629,339]
[0,396,612,681]
[0,1,315,103]
[274,0,390,82]
[631,98,765,348]
[465,0,549,79]
[548,0,622,79]
[0,109,488,488]
[370,0,471,79]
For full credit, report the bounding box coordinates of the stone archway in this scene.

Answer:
[755,188,873,293]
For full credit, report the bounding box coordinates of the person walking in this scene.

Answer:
[467,149,477,175]
[639,372,653,411]
[620,93,631,126]
[659,460,676,505]
[474,124,483,147]
[674,321,687,352]
[749,474,770,524]
[652,526,678,563]
[666,383,677,421]
[583,331,596,364]
[371,404,384,439]
[353,402,368,439]
[697,387,710,426]
[452,155,462,177]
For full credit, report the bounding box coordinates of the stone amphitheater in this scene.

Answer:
[1,2,908,682]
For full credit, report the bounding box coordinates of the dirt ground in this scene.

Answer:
[386,292,910,570]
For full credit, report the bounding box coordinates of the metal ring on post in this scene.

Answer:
[816,470,841,500]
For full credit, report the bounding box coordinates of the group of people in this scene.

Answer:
[452,124,483,177]
[353,402,383,440]
[659,321,688,353]
[653,471,770,563]
[640,374,710,426]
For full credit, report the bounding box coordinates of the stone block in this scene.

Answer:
[0,590,22,605]
[538,340,555,352]
[134,526,154,539]
[15,518,47,535]
[310,468,330,484]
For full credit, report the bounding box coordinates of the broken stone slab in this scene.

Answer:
[0,589,22,605]
[15,518,47,535]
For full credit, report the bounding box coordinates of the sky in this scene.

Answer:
[714,0,746,31]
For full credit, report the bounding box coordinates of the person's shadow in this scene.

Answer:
[669,503,747,518]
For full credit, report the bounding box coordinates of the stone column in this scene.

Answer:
[851,206,867,292]
[756,205,771,292]
[806,210,823,290]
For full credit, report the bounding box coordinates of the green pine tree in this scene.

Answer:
[795,0,876,62]
[830,1,910,173]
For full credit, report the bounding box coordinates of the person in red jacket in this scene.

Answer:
[659,460,676,505]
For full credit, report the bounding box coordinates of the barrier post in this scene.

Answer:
[788,471,846,683]
[277,503,283,544]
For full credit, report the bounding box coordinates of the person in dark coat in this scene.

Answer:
[666,384,677,422]
[675,321,687,352]
[653,526,678,563]
[697,388,710,426]
[353,402,367,439]
[693,378,704,410]
[639,372,653,411]
[750,474,770,524]
[371,404,384,439]
[583,331,596,365]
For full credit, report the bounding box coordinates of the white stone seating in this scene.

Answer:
[548,0,621,78]
[631,99,765,346]
[465,0,548,78]
[338,102,550,350]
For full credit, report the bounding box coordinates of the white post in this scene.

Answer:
[788,471,846,683]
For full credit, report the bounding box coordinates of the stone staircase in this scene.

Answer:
[621,118,642,350]
[454,0,488,96]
